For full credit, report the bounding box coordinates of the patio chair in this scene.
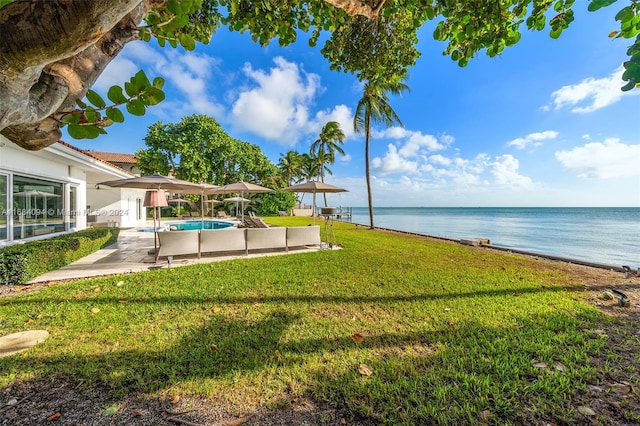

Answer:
[157,230,200,260]
[217,211,229,219]
[251,217,270,228]
[286,226,321,250]
[200,228,246,254]
[246,227,287,254]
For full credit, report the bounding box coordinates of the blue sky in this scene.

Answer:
[69,5,640,207]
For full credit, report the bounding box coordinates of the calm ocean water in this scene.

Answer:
[344,207,639,268]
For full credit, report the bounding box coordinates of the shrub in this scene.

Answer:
[0,227,119,285]
[258,191,296,216]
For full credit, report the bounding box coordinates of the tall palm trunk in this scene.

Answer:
[365,115,374,229]
[321,168,329,206]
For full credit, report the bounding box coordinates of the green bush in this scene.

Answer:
[0,227,119,285]
[258,190,296,216]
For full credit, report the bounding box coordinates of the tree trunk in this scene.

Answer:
[365,116,374,229]
[321,168,328,207]
[322,0,383,19]
[0,0,148,150]
[0,0,377,151]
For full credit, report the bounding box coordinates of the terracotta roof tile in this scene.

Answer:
[56,141,136,176]
[87,151,138,164]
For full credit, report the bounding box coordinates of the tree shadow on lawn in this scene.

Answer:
[3,306,636,425]
[5,279,638,308]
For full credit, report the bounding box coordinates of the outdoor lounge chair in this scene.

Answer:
[242,216,269,228]
[252,217,270,228]
[157,230,200,259]
[245,227,287,254]
[200,228,246,254]
[247,212,269,228]
[217,211,229,219]
[286,226,321,250]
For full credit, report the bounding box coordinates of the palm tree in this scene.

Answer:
[310,121,346,206]
[277,150,304,186]
[297,153,320,207]
[353,76,409,229]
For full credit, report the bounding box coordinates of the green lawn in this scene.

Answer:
[0,218,637,424]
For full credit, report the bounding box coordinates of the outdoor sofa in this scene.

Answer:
[156,225,321,259]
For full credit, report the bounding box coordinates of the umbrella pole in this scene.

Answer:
[153,206,159,262]
[201,193,204,230]
[312,192,316,225]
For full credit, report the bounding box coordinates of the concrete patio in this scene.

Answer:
[27,223,324,284]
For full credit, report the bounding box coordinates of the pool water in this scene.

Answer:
[138,220,235,232]
[169,220,234,231]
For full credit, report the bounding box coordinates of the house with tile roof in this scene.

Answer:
[84,151,140,175]
[0,136,148,246]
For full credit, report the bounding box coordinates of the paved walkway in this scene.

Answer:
[28,224,322,283]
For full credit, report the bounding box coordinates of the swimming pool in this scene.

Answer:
[168,220,235,231]
[138,220,235,232]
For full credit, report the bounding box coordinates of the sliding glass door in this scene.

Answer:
[12,175,64,239]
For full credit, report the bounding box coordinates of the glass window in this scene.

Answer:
[137,197,142,220]
[69,186,77,230]
[13,175,64,239]
[0,175,6,240]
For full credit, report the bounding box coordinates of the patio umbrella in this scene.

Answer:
[196,183,220,228]
[205,199,222,218]
[161,183,221,228]
[211,181,272,220]
[98,174,206,258]
[98,173,206,192]
[167,196,199,217]
[14,190,61,219]
[223,196,251,217]
[283,181,348,224]
[14,190,61,237]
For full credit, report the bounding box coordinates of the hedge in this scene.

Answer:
[0,227,119,285]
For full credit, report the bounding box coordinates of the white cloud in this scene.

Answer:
[399,133,443,157]
[370,128,453,176]
[93,56,139,92]
[373,127,410,139]
[555,138,640,178]
[372,144,419,175]
[507,130,558,150]
[159,50,224,116]
[549,66,639,113]
[229,57,322,144]
[491,155,533,187]
[428,154,451,166]
[312,104,355,139]
[374,127,447,154]
[95,41,224,117]
[124,40,162,63]
[440,133,455,145]
[339,153,352,163]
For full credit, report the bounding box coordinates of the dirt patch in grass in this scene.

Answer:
[0,378,374,425]
[1,260,639,425]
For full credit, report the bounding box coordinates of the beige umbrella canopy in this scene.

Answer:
[223,196,250,217]
[284,181,348,224]
[168,183,221,227]
[98,174,208,258]
[98,173,205,192]
[213,181,273,194]
[212,181,273,220]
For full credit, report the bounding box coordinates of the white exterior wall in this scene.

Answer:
[0,136,145,246]
[69,166,87,230]
[87,187,146,227]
